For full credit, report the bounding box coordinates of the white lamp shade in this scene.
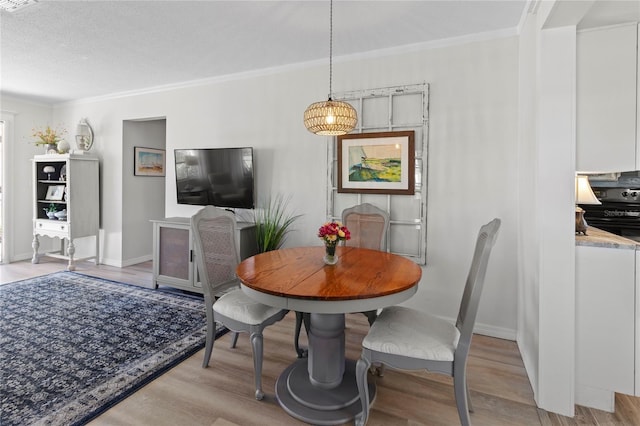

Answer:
[575,175,601,205]
[43,166,55,173]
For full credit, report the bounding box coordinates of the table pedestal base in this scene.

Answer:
[276,358,376,425]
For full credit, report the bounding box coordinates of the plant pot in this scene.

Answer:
[45,211,56,219]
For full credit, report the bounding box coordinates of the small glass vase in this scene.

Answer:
[323,243,338,265]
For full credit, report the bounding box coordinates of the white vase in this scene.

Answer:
[57,139,71,154]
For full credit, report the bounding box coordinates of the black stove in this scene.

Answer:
[580,187,640,239]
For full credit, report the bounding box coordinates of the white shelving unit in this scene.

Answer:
[31,153,99,270]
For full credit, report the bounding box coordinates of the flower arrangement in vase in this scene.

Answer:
[318,221,350,265]
[31,125,67,154]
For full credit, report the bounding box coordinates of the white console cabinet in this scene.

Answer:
[575,244,638,411]
[151,217,257,294]
[31,154,99,271]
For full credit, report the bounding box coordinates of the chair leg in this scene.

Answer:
[355,356,372,426]
[294,312,311,358]
[360,310,384,376]
[294,311,305,358]
[230,331,239,348]
[250,331,265,400]
[453,371,471,426]
[362,310,377,326]
[202,303,215,368]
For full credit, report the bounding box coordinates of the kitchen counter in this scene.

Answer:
[576,226,638,249]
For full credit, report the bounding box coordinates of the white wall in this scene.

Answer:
[9,35,520,339]
[1,97,53,262]
[516,0,597,417]
[517,6,541,407]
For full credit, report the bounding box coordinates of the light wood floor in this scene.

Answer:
[2,258,639,425]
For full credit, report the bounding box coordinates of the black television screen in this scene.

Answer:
[175,147,255,209]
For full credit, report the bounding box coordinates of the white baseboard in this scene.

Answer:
[121,255,152,267]
[575,384,615,412]
[99,254,152,268]
[473,321,517,340]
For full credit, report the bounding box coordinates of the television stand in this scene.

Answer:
[151,217,257,294]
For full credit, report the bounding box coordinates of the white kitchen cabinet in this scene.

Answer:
[151,217,257,294]
[576,23,638,172]
[31,154,100,271]
[575,244,637,412]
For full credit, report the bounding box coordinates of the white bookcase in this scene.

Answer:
[31,153,100,270]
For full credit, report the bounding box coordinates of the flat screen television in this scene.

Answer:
[175,147,255,209]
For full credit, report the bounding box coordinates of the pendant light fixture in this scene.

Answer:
[303,0,357,136]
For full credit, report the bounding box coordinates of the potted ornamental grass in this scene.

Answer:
[253,195,302,253]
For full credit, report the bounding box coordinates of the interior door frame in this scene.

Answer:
[0,113,15,264]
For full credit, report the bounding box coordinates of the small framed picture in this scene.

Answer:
[134,147,166,177]
[45,185,66,201]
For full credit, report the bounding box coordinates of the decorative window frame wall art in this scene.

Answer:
[337,130,415,195]
[134,147,166,177]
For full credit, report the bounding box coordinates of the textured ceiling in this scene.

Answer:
[1,0,529,104]
[2,1,636,106]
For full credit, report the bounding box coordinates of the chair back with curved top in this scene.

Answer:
[342,203,390,250]
[192,207,240,300]
[455,218,501,358]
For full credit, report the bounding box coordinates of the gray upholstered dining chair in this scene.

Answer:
[354,218,501,426]
[342,203,391,325]
[293,203,390,357]
[191,206,288,400]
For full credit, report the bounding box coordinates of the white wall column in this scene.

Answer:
[535,24,577,416]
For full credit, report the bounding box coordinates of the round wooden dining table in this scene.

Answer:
[236,245,422,425]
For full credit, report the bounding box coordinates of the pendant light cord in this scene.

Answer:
[328,0,333,100]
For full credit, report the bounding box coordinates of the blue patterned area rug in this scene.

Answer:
[0,271,223,426]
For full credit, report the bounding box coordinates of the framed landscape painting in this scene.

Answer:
[134,147,166,177]
[337,130,415,195]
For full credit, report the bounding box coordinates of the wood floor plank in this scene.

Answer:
[2,258,640,425]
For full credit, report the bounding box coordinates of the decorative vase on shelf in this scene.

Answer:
[44,144,57,154]
[323,243,338,265]
[56,139,70,154]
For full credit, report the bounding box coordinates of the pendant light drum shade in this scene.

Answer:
[304,99,357,136]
